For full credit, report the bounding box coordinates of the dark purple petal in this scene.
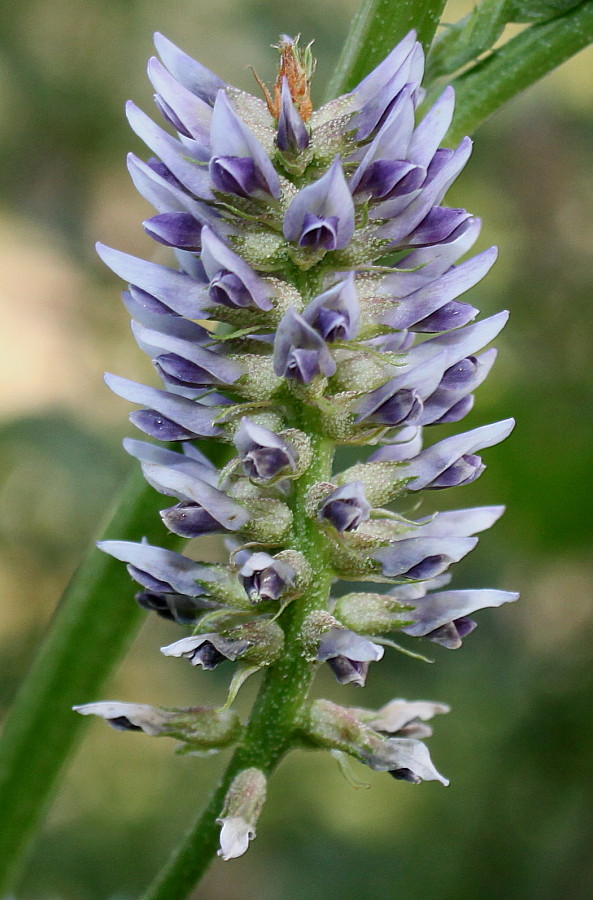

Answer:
[428,453,485,489]
[412,300,478,333]
[299,212,340,250]
[143,212,203,250]
[277,77,310,153]
[161,501,224,537]
[318,482,371,532]
[317,626,384,686]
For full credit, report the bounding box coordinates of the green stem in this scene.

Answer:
[324,0,448,100]
[447,0,593,143]
[0,471,181,894]
[142,434,334,900]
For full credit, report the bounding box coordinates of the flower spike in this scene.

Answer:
[88,29,518,863]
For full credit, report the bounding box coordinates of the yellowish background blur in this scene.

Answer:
[2,2,593,897]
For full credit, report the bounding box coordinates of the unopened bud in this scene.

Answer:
[217,768,267,860]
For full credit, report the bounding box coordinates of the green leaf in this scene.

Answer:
[0,471,182,894]
[324,0,448,100]
[447,0,593,143]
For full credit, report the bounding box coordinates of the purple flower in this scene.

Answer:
[283,157,355,251]
[401,588,519,648]
[160,633,250,670]
[301,273,359,342]
[139,461,251,537]
[239,552,296,602]
[201,225,273,310]
[317,627,384,686]
[318,482,371,532]
[233,418,297,481]
[273,308,336,382]
[209,91,280,200]
[97,540,218,596]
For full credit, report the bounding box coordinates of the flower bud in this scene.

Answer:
[334,591,412,635]
[317,482,371,532]
[217,768,267,860]
[302,611,383,686]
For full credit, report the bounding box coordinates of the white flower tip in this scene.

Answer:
[216,816,255,860]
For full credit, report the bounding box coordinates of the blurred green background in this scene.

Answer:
[1,1,593,898]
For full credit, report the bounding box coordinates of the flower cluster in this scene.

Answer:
[75,32,517,859]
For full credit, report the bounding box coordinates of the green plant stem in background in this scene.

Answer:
[142,435,334,900]
[446,0,593,142]
[0,471,181,894]
[324,0,448,100]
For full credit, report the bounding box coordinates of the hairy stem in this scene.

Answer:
[142,433,334,900]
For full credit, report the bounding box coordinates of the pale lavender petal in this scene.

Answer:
[147,56,212,143]
[404,419,515,491]
[123,438,219,486]
[154,32,226,104]
[368,426,423,462]
[121,289,209,343]
[97,539,216,595]
[104,373,220,438]
[402,589,519,639]
[96,243,208,318]
[374,536,478,578]
[73,701,173,735]
[131,321,245,387]
[366,737,448,785]
[408,86,455,168]
[412,505,505,538]
[126,102,213,200]
[380,216,482,295]
[381,247,497,330]
[407,312,508,369]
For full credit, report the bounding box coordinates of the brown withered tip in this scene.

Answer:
[252,35,315,123]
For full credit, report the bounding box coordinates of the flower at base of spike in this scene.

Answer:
[73,702,242,753]
[217,768,267,860]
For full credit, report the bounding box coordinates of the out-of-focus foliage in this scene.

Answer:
[1,1,592,898]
